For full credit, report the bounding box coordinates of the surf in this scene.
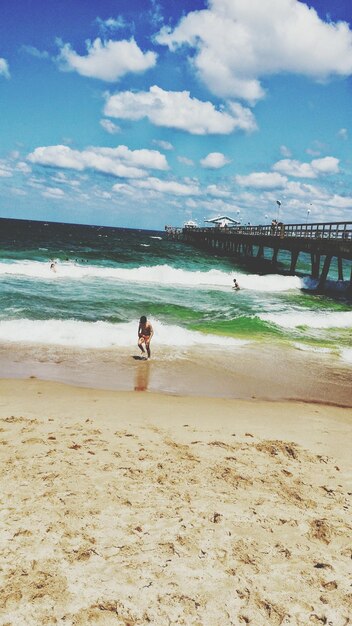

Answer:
[0,318,249,350]
[260,310,352,330]
[0,260,304,292]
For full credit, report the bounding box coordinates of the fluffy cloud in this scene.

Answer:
[104,85,257,135]
[235,172,287,189]
[273,156,339,178]
[27,145,169,179]
[155,0,352,101]
[200,152,230,169]
[310,157,340,175]
[100,119,120,134]
[0,58,10,79]
[129,176,201,196]
[58,38,156,81]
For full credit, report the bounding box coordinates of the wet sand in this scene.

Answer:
[0,378,351,625]
[0,339,351,406]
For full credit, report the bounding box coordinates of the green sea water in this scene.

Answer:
[0,217,351,365]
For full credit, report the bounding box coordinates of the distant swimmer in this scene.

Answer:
[232,278,240,290]
[50,261,57,273]
[138,315,154,359]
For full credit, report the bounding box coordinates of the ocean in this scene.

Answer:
[0,217,351,405]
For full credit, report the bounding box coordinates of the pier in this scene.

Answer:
[165,221,352,289]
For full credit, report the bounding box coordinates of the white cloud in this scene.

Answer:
[326,195,352,209]
[306,141,326,157]
[200,152,230,169]
[100,118,121,134]
[42,187,65,199]
[149,0,164,28]
[112,182,135,196]
[16,161,31,174]
[51,171,81,187]
[21,45,49,59]
[311,156,340,175]
[96,16,126,33]
[178,156,194,166]
[155,0,352,102]
[282,181,352,213]
[104,85,257,135]
[235,172,287,189]
[27,145,169,179]
[273,156,339,178]
[206,184,231,198]
[0,161,12,177]
[130,176,201,196]
[338,128,348,140]
[58,37,157,81]
[0,58,10,79]
[273,159,316,178]
[152,139,174,151]
[94,189,112,200]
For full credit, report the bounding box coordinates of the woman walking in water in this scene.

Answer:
[137,316,154,359]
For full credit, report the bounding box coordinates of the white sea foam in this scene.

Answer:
[0,318,248,350]
[292,342,333,354]
[340,348,352,365]
[261,310,352,330]
[0,260,303,292]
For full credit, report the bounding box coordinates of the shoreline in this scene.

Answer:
[0,378,351,625]
[1,338,351,407]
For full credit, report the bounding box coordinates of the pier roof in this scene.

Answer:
[205,216,240,227]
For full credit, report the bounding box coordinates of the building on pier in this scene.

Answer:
[204,215,240,229]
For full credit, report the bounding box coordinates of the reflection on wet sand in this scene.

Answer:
[134,360,150,391]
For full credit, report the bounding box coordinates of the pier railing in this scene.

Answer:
[188,221,352,240]
[170,221,352,287]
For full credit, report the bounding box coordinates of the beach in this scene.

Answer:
[1,378,351,625]
[0,219,351,624]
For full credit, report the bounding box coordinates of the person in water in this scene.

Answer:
[233,278,240,290]
[50,261,57,273]
[138,316,154,359]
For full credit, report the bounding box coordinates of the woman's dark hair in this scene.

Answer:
[140,315,147,323]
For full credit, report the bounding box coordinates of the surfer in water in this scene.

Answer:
[232,278,240,290]
[50,261,57,273]
[138,316,154,359]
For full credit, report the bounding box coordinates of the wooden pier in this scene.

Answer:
[166,221,352,289]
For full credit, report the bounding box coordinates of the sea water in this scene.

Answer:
[0,217,351,401]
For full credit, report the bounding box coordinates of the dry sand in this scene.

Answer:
[0,378,351,625]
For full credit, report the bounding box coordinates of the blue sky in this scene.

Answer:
[0,0,351,229]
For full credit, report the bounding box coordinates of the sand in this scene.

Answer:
[0,378,351,625]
